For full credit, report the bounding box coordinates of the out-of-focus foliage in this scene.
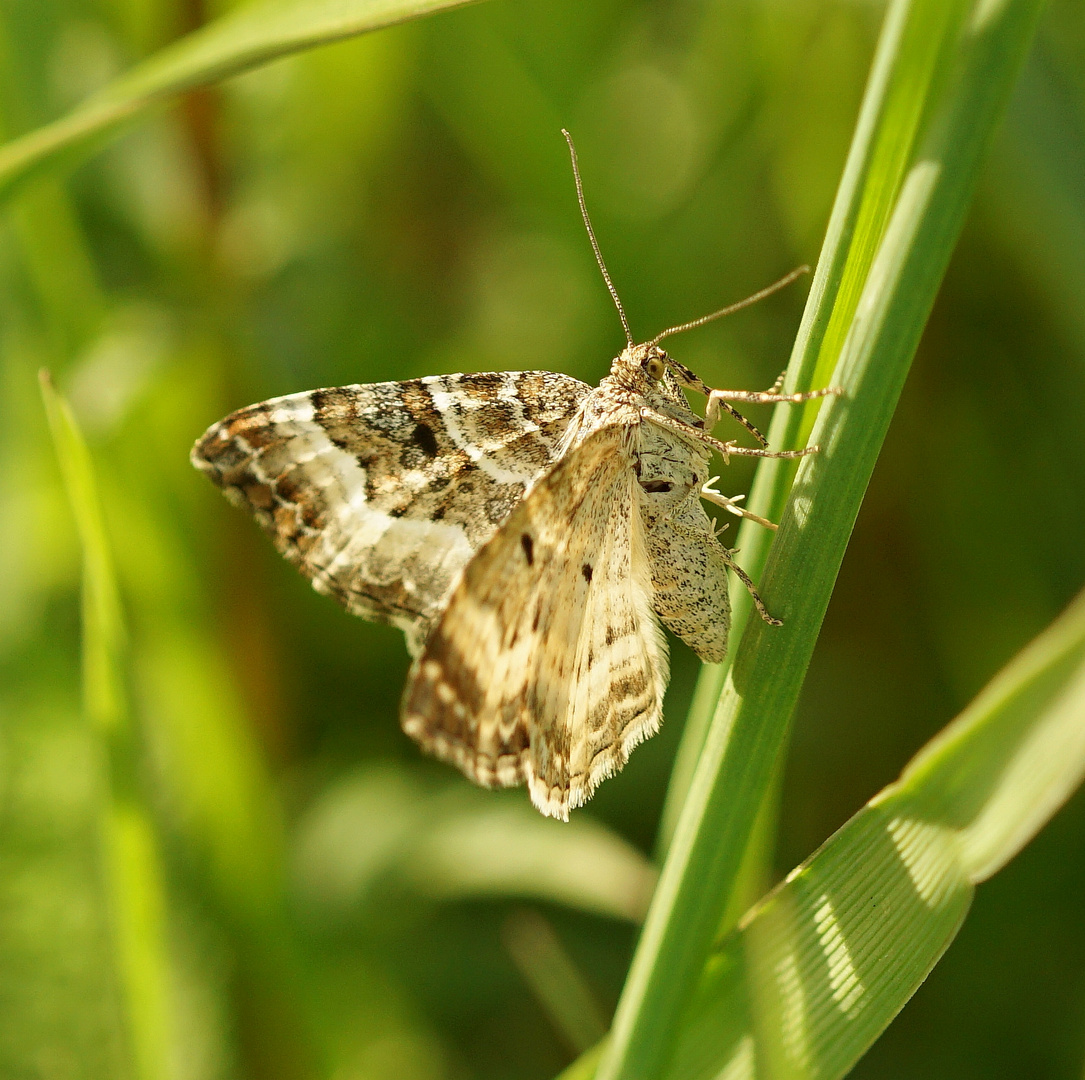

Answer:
[1,1,1083,1079]
[0,0,482,199]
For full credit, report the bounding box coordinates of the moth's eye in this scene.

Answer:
[645,356,666,380]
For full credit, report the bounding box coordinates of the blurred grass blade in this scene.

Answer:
[40,373,174,1080]
[503,909,608,1054]
[102,421,319,1073]
[0,0,483,202]
[988,51,1085,352]
[402,801,656,921]
[666,586,1085,1080]
[600,0,1047,1077]
[39,374,125,735]
[294,770,656,922]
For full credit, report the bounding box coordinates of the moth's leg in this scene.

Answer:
[712,403,768,446]
[699,480,782,622]
[644,497,731,663]
[705,383,841,427]
[662,360,769,444]
[719,546,782,627]
[665,361,840,443]
[639,408,819,462]
[700,480,778,531]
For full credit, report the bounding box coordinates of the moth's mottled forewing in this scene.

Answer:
[191,371,590,650]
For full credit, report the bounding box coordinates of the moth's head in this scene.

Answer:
[615,342,668,383]
[611,343,688,410]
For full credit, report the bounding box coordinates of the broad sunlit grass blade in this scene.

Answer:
[667,585,1085,1080]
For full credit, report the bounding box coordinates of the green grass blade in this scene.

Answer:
[103,410,320,1071]
[886,592,1085,884]
[39,376,125,737]
[667,586,1085,1080]
[0,0,483,202]
[659,0,966,852]
[597,0,1047,1077]
[40,374,174,1080]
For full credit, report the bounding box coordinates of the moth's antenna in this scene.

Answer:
[562,129,634,350]
[648,265,810,347]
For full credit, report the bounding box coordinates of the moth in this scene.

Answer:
[192,132,837,819]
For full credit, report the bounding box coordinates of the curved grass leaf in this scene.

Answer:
[0,0,483,202]
[293,768,657,923]
[599,0,1048,1077]
[666,585,1085,1080]
[402,800,656,921]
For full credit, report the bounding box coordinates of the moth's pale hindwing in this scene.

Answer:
[633,414,731,663]
[191,371,590,652]
[644,497,731,663]
[402,425,669,820]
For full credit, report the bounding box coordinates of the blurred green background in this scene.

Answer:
[2,0,1085,1077]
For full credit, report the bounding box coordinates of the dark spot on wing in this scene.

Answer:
[582,563,593,582]
[241,481,274,511]
[604,621,634,646]
[269,471,297,499]
[311,386,354,416]
[521,533,534,566]
[501,721,530,757]
[412,422,439,458]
